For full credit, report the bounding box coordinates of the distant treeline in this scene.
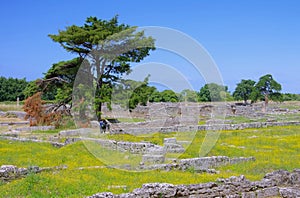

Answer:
[0,75,299,105]
[0,77,28,101]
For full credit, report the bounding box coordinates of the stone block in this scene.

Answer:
[142,154,165,164]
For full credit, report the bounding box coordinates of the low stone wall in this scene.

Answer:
[89,169,300,198]
[0,165,67,182]
[0,121,29,126]
[59,129,96,136]
[4,111,27,119]
[64,137,184,155]
[109,121,300,135]
[0,136,65,148]
[15,125,55,132]
[141,156,255,171]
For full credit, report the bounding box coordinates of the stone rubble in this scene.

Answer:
[140,156,255,172]
[0,165,67,182]
[88,169,300,198]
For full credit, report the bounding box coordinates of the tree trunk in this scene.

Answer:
[96,80,103,121]
[96,101,102,121]
[262,94,269,113]
[95,58,103,121]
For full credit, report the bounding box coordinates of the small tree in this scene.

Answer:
[233,79,256,104]
[255,74,282,111]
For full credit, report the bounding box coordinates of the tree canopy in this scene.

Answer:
[198,83,229,102]
[149,90,179,103]
[113,76,157,109]
[233,79,256,103]
[48,16,155,120]
[255,74,282,107]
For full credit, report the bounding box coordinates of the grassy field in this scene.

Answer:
[0,125,299,197]
[0,103,23,112]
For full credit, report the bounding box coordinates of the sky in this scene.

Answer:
[0,0,299,93]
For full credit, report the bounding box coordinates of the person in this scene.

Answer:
[99,119,106,133]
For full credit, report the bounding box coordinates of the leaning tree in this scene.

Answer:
[48,16,155,120]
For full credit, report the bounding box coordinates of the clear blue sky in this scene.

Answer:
[0,0,299,93]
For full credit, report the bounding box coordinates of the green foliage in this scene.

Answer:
[233,79,256,103]
[255,74,282,104]
[149,90,179,103]
[23,80,39,98]
[23,58,82,101]
[23,80,56,100]
[149,90,163,102]
[129,82,156,108]
[179,89,199,102]
[282,93,300,101]
[112,77,156,109]
[160,90,179,102]
[0,76,28,101]
[45,58,82,102]
[198,83,229,102]
[49,16,155,120]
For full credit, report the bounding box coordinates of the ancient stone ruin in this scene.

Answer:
[89,169,300,198]
[0,165,66,182]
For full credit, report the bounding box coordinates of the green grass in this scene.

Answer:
[0,125,299,197]
[116,117,145,123]
[102,132,177,145]
[270,113,300,122]
[269,102,300,110]
[225,115,253,123]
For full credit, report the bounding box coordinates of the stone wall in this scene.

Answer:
[0,165,66,182]
[108,121,300,135]
[141,156,255,172]
[64,137,184,155]
[14,125,55,132]
[89,169,300,198]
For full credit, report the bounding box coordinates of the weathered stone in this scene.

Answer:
[241,192,256,198]
[163,137,177,144]
[0,111,5,117]
[90,120,100,128]
[279,187,300,198]
[15,125,55,132]
[163,143,185,153]
[6,111,26,119]
[0,165,67,182]
[88,169,300,198]
[256,187,279,197]
[142,154,165,164]
[89,192,115,198]
[59,128,95,137]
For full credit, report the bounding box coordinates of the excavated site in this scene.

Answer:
[1,101,300,197]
